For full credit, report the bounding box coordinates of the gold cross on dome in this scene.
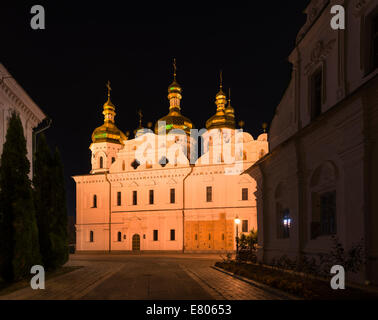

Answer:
[138,109,143,127]
[106,80,112,97]
[173,58,177,80]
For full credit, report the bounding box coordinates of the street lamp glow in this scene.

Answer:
[234,218,240,224]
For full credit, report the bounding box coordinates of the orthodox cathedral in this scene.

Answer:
[73,64,268,252]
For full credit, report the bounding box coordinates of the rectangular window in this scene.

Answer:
[90,231,94,242]
[153,230,158,241]
[311,69,322,120]
[242,220,248,233]
[372,14,378,70]
[133,191,137,205]
[206,186,212,202]
[277,204,291,239]
[93,195,97,208]
[117,192,121,206]
[170,188,175,204]
[282,209,291,238]
[170,229,175,241]
[149,190,154,205]
[320,191,336,235]
[242,188,248,201]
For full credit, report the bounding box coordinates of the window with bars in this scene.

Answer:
[206,186,212,202]
[320,191,336,236]
[117,192,121,206]
[149,190,154,204]
[170,188,175,204]
[311,68,322,120]
[242,220,248,232]
[242,188,248,201]
[372,14,378,70]
[277,204,291,239]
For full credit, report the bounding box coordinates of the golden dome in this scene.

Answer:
[206,77,235,130]
[155,111,194,135]
[168,79,182,95]
[91,81,127,145]
[92,122,127,145]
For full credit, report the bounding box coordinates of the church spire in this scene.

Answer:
[215,70,227,110]
[173,58,177,82]
[155,59,194,135]
[103,80,116,124]
[167,58,182,111]
[91,80,127,145]
[138,109,143,128]
[225,88,236,127]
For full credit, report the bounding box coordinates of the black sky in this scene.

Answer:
[0,1,308,216]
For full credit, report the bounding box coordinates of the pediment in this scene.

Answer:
[128,181,139,187]
[144,179,157,186]
[167,178,177,185]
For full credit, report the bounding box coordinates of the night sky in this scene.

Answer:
[1,1,307,216]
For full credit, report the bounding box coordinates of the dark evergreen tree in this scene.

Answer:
[33,133,54,270]
[0,111,41,282]
[50,148,69,267]
[33,134,68,270]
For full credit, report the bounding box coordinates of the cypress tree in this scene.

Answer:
[51,148,69,267]
[33,133,55,270]
[0,111,41,282]
[33,135,68,270]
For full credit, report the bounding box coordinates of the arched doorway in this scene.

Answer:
[132,234,140,251]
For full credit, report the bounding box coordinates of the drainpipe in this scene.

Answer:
[33,117,52,167]
[105,172,112,253]
[182,164,194,253]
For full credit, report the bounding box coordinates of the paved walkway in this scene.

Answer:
[180,264,285,300]
[0,254,290,300]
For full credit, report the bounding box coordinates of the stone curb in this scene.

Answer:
[211,266,302,300]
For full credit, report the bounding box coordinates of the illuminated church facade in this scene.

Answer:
[73,68,268,252]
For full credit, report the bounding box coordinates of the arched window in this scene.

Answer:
[159,156,169,167]
[93,195,97,208]
[100,156,104,169]
[117,232,122,242]
[90,231,94,242]
[131,159,140,170]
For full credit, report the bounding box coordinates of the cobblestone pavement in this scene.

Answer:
[0,254,290,300]
[180,264,285,300]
